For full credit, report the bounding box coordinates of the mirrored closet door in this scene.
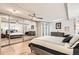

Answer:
[23,20,37,41]
[0,14,10,46]
[9,16,24,44]
[0,13,37,47]
[0,14,24,46]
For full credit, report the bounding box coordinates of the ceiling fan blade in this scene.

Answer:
[36,17,43,19]
[29,13,43,19]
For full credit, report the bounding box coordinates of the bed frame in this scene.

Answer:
[29,43,67,55]
[29,43,79,55]
[6,34,23,39]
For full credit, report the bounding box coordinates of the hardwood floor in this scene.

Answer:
[1,36,35,46]
[1,41,35,55]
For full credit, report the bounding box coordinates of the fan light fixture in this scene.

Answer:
[33,17,41,21]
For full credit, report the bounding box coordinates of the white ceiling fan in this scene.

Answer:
[29,13,43,19]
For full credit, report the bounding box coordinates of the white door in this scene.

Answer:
[42,22,51,36]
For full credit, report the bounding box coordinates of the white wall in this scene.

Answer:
[37,19,73,37]
[67,3,79,35]
[50,19,75,35]
[68,3,79,19]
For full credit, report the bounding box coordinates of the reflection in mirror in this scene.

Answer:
[0,14,9,46]
[24,20,37,41]
[9,16,23,44]
[0,13,37,47]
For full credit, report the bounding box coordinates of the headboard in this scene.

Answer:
[51,32,64,37]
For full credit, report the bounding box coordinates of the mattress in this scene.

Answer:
[32,36,65,46]
[9,32,23,35]
[31,36,73,55]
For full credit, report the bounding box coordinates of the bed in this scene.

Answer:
[7,32,23,39]
[29,35,79,55]
[6,30,24,39]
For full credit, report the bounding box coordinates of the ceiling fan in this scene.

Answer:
[29,13,43,19]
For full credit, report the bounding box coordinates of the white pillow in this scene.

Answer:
[69,35,79,47]
[71,40,79,48]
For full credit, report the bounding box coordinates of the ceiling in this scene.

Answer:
[68,3,79,19]
[0,3,67,21]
